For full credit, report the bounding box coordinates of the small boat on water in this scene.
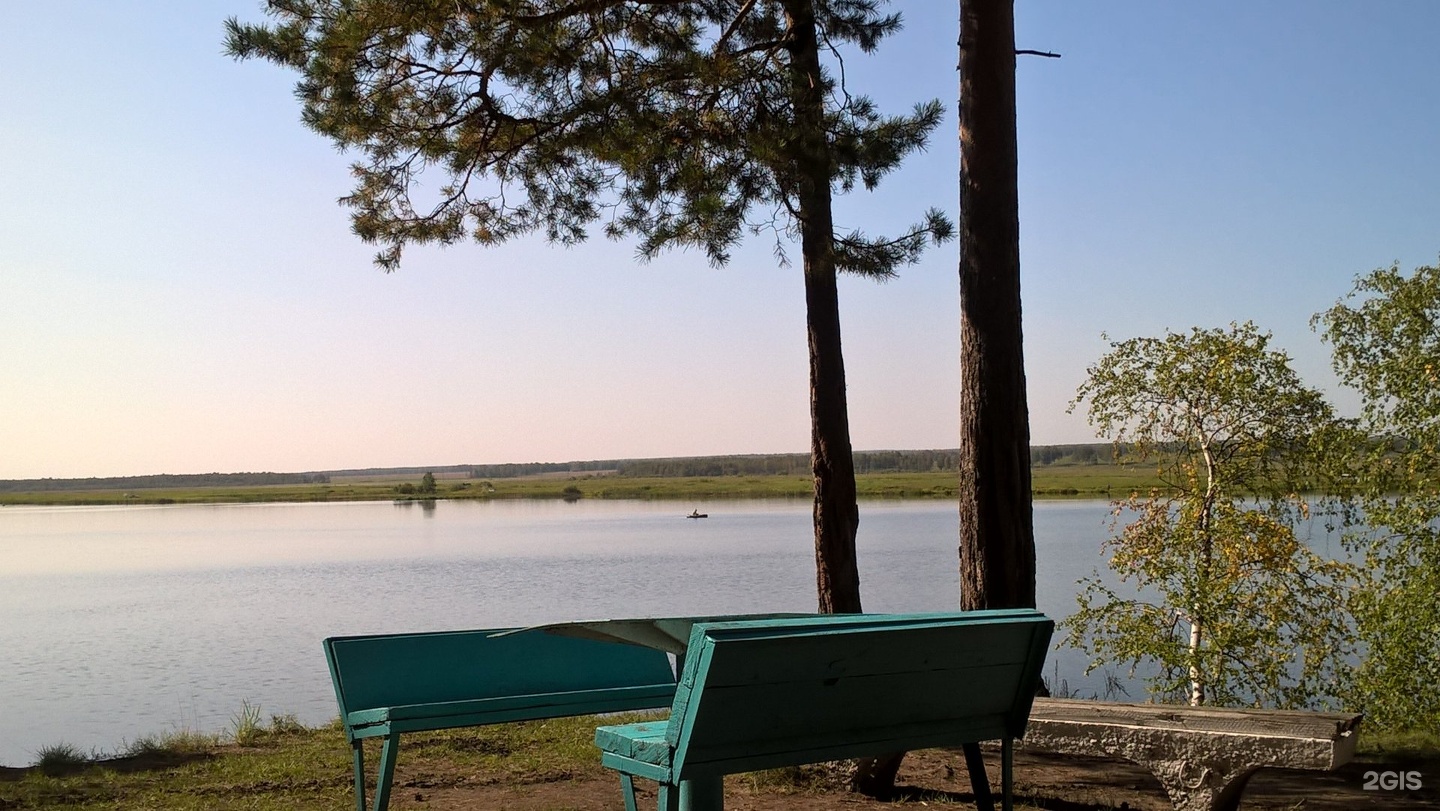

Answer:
[687,510,708,519]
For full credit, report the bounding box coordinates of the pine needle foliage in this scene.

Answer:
[223,0,952,273]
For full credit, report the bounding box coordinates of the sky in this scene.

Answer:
[2,2,1439,480]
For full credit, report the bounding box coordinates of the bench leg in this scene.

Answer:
[1153,762,1260,811]
[351,741,367,811]
[678,777,723,811]
[1000,738,1014,811]
[372,734,401,811]
[620,774,640,811]
[962,742,995,811]
[657,783,683,811]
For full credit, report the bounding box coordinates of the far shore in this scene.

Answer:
[0,465,1163,507]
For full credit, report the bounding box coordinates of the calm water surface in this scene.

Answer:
[1,498,1117,766]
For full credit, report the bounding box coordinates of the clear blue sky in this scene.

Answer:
[3,2,1438,479]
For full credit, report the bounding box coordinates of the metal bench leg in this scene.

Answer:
[351,741,367,811]
[372,734,401,811]
[962,742,995,811]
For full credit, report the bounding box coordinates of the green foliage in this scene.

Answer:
[223,1,952,274]
[1066,323,1352,708]
[1315,261,1440,732]
[418,471,438,494]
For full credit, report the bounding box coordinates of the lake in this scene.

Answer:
[1,497,1123,767]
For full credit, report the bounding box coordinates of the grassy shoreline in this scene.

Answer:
[0,464,1164,506]
[5,710,1435,811]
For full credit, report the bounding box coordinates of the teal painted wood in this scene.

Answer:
[326,627,676,724]
[345,683,677,732]
[325,627,677,811]
[595,611,1053,811]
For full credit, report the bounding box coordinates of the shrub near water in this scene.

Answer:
[33,742,91,777]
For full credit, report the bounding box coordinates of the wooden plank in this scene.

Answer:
[681,664,1025,748]
[1028,699,1361,740]
[600,751,672,783]
[346,683,678,726]
[696,628,1036,688]
[595,721,673,763]
[325,628,675,713]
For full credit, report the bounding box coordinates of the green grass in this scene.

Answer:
[1,712,658,811]
[1358,729,1440,762]
[0,463,1168,506]
[7,710,1439,810]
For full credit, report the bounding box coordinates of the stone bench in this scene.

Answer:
[1022,698,1362,811]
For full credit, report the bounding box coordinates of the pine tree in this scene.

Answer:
[226,0,951,614]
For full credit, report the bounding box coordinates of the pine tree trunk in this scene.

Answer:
[957,0,1036,613]
[847,4,1040,796]
[805,262,864,615]
[782,0,862,615]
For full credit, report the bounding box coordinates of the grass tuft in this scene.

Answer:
[33,742,91,776]
[123,728,219,758]
[267,713,307,736]
[230,700,265,745]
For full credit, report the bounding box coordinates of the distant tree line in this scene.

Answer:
[3,445,1121,494]
[571,446,1115,478]
[0,472,329,493]
[466,460,619,479]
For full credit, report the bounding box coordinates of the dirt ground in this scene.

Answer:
[389,747,1440,811]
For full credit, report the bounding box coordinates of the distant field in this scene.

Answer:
[0,463,1166,506]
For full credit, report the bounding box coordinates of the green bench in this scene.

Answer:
[324,627,678,811]
[594,610,1054,811]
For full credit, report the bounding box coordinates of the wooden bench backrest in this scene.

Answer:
[325,628,677,721]
[668,611,1053,779]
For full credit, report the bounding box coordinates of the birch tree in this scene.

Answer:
[1066,322,1352,707]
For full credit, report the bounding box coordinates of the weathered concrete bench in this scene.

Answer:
[324,627,678,811]
[1022,698,1363,811]
[595,610,1055,811]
